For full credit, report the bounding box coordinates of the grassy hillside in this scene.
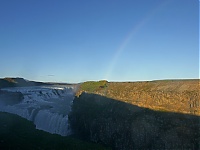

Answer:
[0,77,50,88]
[76,80,108,95]
[0,78,16,88]
[76,80,200,116]
[0,112,110,150]
[70,79,199,149]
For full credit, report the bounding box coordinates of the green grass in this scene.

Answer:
[0,112,110,150]
[80,80,108,93]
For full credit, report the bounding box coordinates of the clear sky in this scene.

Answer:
[0,0,199,83]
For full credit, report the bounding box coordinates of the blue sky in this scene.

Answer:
[0,0,199,83]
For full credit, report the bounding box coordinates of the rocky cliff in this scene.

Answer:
[76,80,200,116]
[69,80,200,149]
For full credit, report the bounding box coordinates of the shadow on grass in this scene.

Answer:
[69,92,200,150]
[0,112,110,150]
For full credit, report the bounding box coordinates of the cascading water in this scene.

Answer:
[0,85,76,136]
[34,110,70,136]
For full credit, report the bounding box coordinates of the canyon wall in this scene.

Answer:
[70,80,200,149]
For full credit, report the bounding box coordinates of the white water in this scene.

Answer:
[34,110,70,136]
[0,85,76,136]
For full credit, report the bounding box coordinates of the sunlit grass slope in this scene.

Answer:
[77,80,200,116]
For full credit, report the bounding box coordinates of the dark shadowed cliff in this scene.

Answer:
[69,80,200,149]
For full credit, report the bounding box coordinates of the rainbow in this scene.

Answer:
[105,1,171,80]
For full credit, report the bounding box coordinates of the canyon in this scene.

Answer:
[0,78,199,149]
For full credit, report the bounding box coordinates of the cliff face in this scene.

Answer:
[0,90,24,105]
[69,80,200,149]
[69,93,200,149]
[77,80,200,116]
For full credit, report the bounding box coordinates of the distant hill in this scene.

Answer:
[0,77,50,88]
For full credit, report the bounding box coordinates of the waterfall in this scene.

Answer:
[34,110,70,136]
[0,85,76,136]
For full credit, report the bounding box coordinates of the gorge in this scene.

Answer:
[69,80,200,149]
[0,78,199,149]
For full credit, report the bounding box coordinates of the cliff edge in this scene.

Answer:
[76,79,200,116]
